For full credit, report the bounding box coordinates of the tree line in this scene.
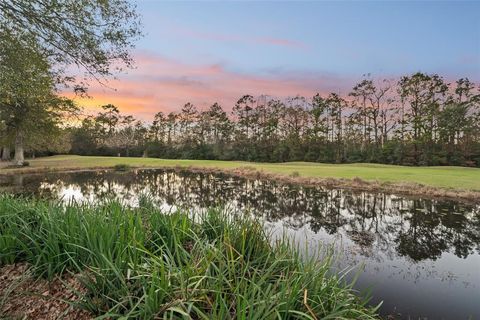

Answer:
[68,74,480,166]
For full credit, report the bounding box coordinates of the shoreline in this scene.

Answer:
[2,164,480,204]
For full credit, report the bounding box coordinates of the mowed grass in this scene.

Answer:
[20,155,480,190]
[0,195,379,319]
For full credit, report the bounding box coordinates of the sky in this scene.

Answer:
[77,0,480,120]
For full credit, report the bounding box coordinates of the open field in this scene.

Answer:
[0,195,378,319]
[3,155,480,191]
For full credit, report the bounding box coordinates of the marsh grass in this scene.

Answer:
[0,195,379,319]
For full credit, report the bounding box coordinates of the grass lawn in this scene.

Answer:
[11,155,480,191]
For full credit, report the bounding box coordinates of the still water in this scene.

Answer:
[1,169,479,319]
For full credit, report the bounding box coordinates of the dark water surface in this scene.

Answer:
[1,169,479,319]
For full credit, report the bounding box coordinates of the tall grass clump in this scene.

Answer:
[0,194,379,319]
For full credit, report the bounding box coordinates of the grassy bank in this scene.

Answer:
[0,195,378,319]
[3,155,480,191]
[2,155,480,202]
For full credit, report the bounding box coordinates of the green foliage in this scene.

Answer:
[0,31,78,164]
[0,0,142,82]
[0,195,379,319]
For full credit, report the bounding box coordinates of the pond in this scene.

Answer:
[1,169,479,319]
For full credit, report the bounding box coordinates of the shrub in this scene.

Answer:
[290,170,300,177]
[113,164,130,172]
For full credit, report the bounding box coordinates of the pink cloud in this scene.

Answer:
[256,37,308,50]
[173,26,309,50]
[69,51,354,120]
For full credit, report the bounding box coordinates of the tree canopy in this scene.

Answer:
[0,0,142,86]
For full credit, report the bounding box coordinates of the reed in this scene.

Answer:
[0,195,379,319]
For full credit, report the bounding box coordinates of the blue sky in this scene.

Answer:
[84,1,480,117]
[139,1,479,78]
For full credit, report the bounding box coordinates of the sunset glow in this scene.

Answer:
[71,1,480,119]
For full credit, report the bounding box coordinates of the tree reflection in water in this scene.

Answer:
[3,169,480,318]
[2,168,479,263]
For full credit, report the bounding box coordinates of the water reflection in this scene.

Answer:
[1,169,479,319]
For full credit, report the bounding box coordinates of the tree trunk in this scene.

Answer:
[14,130,25,166]
[1,147,11,161]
